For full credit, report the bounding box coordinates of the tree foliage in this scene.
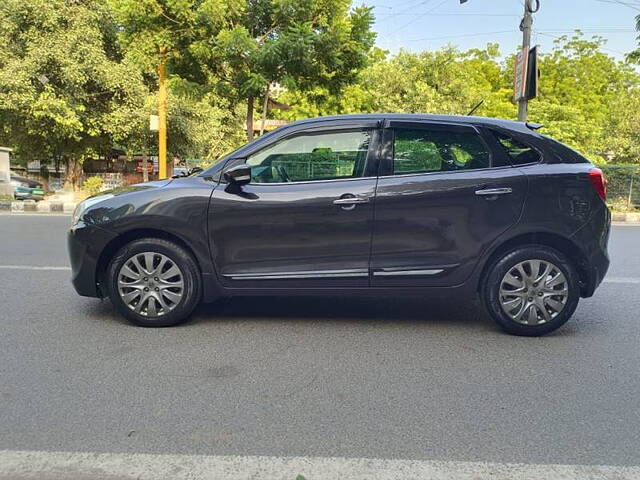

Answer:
[0,0,149,186]
[275,33,640,164]
[2,1,640,182]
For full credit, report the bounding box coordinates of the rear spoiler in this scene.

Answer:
[525,122,543,130]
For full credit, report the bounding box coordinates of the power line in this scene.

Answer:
[536,31,629,55]
[376,0,437,19]
[376,12,520,17]
[595,0,640,11]
[392,0,448,33]
[407,30,516,42]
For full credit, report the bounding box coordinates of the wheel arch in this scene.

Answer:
[95,228,201,297]
[476,231,591,296]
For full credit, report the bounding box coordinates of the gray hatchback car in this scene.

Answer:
[68,114,610,336]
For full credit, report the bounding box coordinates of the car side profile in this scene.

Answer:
[68,114,610,336]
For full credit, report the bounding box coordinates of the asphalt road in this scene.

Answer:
[1,215,640,469]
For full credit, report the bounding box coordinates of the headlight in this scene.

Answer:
[71,194,114,226]
[71,202,86,226]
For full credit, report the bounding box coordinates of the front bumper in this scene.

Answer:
[68,222,118,298]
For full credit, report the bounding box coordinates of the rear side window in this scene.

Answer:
[493,132,541,165]
[393,128,490,174]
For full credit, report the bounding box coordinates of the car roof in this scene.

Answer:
[283,113,533,132]
[201,113,538,177]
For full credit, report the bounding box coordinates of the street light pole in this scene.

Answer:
[158,47,168,180]
[460,0,539,122]
[518,1,535,122]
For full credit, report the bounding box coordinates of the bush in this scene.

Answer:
[598,165,640,211]
[83,176,104,196]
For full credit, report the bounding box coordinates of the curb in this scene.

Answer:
[0,201,76,214]
[612,212,640,223]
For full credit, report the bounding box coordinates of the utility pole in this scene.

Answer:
[460,0,539,122]
[158,47,168,180]
[518,0,536,121]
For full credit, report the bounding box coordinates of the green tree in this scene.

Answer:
[529,33,639,162]
[200,0,376,140]
[0,0,149,188]
[276,33,640,165]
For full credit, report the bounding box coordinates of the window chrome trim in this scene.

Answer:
[224,269,369,280]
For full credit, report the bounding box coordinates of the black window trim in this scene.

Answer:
[220,126,381,186]
[381,121,498,178]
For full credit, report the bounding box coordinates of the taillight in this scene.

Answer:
[588,168,607,201]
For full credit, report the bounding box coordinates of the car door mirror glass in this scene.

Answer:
[223,163,251,185]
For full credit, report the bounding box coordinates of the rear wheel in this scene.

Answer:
[107,238,201,327]
[482,245,580,336]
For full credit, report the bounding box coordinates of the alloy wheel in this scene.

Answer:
[499,259,569,326]
[117,252,184,317]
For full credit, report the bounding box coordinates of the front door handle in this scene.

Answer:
[475,187,513,196]
[333,197,370,205]
[333,195,370,211]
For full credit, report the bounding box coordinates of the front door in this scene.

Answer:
[209,126,380,288]
[371,121,527,287]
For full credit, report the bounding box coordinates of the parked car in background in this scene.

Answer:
[68,114,610,336]
[10,173,44,201]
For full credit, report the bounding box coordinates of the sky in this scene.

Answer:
[360,0,640,60]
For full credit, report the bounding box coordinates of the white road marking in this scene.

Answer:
[603,277,640,284]
[0,265,71,271]
[0,450,639,480]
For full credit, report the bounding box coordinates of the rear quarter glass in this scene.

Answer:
[539,134,590,164]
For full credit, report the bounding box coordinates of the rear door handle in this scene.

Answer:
[475,187,513,196]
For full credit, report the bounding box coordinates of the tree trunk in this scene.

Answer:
[260,83,270,136]
[64,157,81,191]
[142,153,149,183]
[246,96,254,142]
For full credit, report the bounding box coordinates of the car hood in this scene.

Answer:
[97,178,174,198]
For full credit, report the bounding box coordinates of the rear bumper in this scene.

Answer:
[68,222,118,298]
[572,204,611,298]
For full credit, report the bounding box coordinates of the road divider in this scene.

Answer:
[0,265,71,271]
[0,200,76,213]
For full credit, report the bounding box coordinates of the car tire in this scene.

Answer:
[106,237,201,327]
[482,245,580,336]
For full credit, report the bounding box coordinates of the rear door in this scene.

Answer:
[208,123,381,288]
[371,120,527,287]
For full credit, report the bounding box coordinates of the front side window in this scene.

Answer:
[246,130,371,183]
[493,131,541,165]
[393,128,490,175]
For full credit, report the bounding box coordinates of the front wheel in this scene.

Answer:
[106,238,201,327]
[482,246,580,336]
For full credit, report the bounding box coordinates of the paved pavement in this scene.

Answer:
[1,215,640,477]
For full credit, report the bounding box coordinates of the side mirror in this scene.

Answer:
[223,164,251,185]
